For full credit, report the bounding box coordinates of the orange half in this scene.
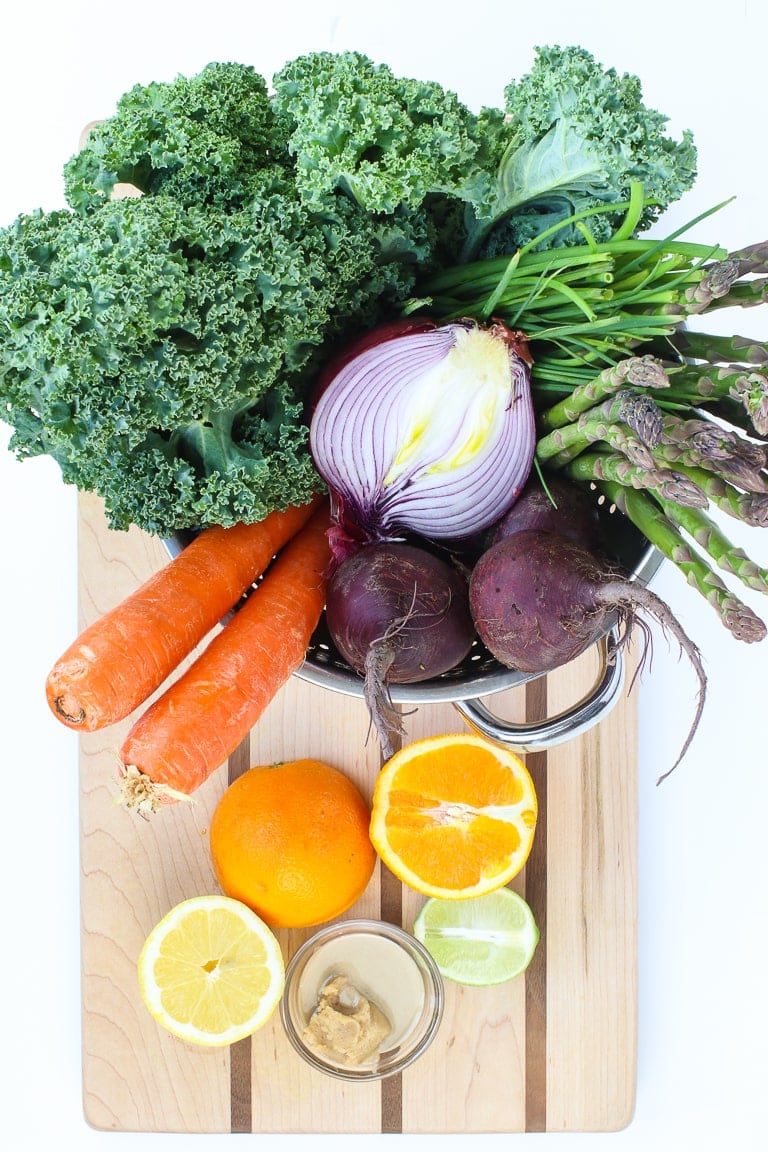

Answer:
[370,733,538,899]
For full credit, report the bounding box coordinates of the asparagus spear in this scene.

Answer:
[654,495,768,596]
[728,240,768,273]
[536,389,663,468]
[692,277,768,313]
[662,365,768,436]
[537,356,670,430]
[597,481,767,644]
[729,372,768,436]
[655,413,768,494]
[666,329,768,367]
[565,450,708,508]
[660,258,741,318]
[662,462,768,527]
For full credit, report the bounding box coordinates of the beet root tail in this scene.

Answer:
[596,579,707,784]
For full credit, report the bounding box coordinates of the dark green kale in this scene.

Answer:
[471,44,698,258]
[0,66,426,535]
[63,62,288,212]
[0,49,698,535]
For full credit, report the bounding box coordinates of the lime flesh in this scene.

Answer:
[413,887,539,987]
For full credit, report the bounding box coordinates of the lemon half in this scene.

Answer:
[138,894,285,1046]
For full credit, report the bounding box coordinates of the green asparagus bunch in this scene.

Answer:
[536,365,768,641]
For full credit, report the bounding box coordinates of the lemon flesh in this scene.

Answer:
[138,895,285,1046]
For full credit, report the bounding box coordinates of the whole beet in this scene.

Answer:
[469,528,707,782]
[489,474,602,550]
[325,541,474,758]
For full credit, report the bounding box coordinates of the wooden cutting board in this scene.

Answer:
[78,490,638,1134]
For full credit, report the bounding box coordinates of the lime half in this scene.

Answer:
[413,888,539,987]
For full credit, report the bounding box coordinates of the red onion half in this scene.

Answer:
[309,318,535,555]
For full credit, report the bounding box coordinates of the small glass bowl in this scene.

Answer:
[280,919,444,1082]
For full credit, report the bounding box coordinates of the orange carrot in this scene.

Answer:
[118,499,332,812]
[47,495,322,732]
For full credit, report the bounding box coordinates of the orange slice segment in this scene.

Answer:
[370,733,538,899]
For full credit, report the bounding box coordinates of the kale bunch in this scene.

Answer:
[270,46,696,262]
[0,63,427,534]
[62,62,286,211]
[0,49,697,535]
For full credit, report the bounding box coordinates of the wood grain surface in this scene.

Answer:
[78,490,638,1134]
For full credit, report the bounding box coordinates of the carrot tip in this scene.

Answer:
[53,696,87,726]
[116,764,193,818]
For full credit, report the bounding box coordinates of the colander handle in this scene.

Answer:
[452,627,625,753]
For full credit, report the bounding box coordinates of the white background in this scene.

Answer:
[2,2,767,1148]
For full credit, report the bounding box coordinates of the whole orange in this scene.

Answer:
[209,758,376,928]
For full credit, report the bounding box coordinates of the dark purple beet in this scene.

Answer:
[469,528,707,781]
[488,474,602,550]
[325,541,475,757]
[470,530,608,671]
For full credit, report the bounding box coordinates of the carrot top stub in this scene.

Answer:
[119,499,332,813]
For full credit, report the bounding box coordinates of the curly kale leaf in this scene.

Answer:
[63,61,288,213]
[465,44,698,258]
[271,50,494,219]
[0,186,420,535]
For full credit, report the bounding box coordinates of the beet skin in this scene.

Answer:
[470,529,608,673]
